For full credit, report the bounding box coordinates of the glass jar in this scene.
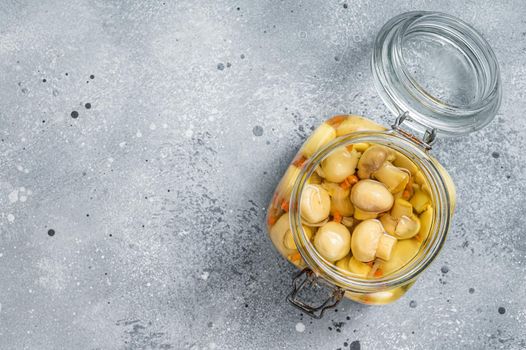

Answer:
[266,11,501,318]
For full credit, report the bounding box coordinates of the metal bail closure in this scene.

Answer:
[392,112,437,150]
[287,268,344,319]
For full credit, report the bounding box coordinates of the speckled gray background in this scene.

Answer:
[0,1,525,349]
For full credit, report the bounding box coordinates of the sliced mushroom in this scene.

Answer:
[350,219,397,262]
[391,198,413,219]
[302,122,336,157]
[321,147,360,183]
[395,215,421,239]
[379,214,397,235]
[373,162,410,193]
[300,184,331,224]
[321,182,354,217]
[314,222,351,262]
[414,171,427,186]
[410,190,431,214]
[393,151,418,175]
[350,180,394,220]
[357,145,395,179]
[335,115,386,136]
[379,239,420,274]
[348,256,372,277]
[376,234,397,261]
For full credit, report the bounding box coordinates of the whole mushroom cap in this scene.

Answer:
[351,180,394,213]
[351,219,384,262]
[314,222,351,262]
[357,145,395,179]
[300,184,331,224]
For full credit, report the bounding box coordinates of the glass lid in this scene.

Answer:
[371,11,502,136]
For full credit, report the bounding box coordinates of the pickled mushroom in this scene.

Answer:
[393,151,418,175]
[348,256,372,277]
[379,214,397,235]
[321,147,360,183]
[373,162,410,193]
[357,145,395,179]
[410,190,431,214]
[394,215,421,239]
[314,222,351,262]
[391,198,413,219]
[351,219,397,262]
[300,184,331,224]
[350,180,394,220]
[380,239,420,275]
[321,182,354,217]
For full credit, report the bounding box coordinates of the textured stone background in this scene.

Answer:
[0,1,525,349]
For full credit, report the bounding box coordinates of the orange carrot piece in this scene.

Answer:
[347,174,359,185]
[346,144,354,152]
[402,190,411,200]
[267,215,277,226]
[289,252,301,262]
[292,154,307,167]
[340,178,351,190]
[333,211,342,223]
[281,200,289,212]
[326,115,347,128]
[374,269,383,278]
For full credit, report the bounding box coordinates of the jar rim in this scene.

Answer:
[289,131,452,292]
[371,11,502,136]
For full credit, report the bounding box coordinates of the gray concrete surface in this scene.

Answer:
[0,1,525,349]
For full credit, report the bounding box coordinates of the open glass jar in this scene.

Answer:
[266,11,501,318]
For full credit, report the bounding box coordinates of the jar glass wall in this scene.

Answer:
[267,116,454,305]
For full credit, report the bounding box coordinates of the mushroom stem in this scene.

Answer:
[368,259,382,278]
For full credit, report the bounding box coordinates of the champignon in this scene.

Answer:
[321,146,360,183]
[314,221,351,262]
[300,184,331,224]
[394,215,421,239]
[351,219,397,262]
[373,161,410,193]
[321,182,354,217]
[357,145,395,179]
[350,180,394,220]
